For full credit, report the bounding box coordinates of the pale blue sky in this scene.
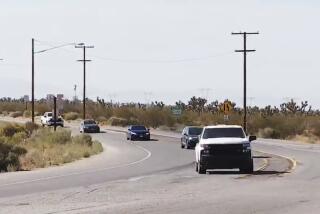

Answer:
[0,1,319,107]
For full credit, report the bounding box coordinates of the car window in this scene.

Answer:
[84,120,96,125]
[188,127,203,135]
[131,125,147,131]
[202,128,245,139]
[47,113,52,117]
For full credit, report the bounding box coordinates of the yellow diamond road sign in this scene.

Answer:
[221,101,233,115]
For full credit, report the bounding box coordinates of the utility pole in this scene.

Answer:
[53,96,57,131]
[75,44,94,119]
[231,31,259,134]
[73,84,77,101]
[31,38,35,123]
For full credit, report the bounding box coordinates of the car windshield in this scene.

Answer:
[202,128,245,139]
[84,120,96,125]
[131,125,147,131]
[188,127,203,135]
[47,113,52,117]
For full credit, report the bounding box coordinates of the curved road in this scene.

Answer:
[0,121,319,213]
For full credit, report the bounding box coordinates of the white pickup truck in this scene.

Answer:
[40,112,64,127]
[195,125,256,174]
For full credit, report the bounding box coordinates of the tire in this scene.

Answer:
[181,143,185,149]
[195,162,199,172]
[240,160,254,174]
[185,143,189,149]
[197,162,206,174]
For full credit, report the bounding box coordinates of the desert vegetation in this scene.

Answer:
[0,121,103,172]
[1,96,320,143]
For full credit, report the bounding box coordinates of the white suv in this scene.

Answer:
[195,125,256,174]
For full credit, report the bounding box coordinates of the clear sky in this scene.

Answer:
[0,0,319,108]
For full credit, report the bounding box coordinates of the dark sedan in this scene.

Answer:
[80,119,100,133]
[126,125,150,141]
[181,126,203,149]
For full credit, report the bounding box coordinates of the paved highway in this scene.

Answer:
[0,119,319,213]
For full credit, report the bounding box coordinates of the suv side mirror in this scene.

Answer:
[249,136,257,142]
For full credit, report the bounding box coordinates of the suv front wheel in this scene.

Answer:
[196,162,206,174]
[239,159,254,174]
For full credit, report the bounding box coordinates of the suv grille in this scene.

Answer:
[207,144,243,155]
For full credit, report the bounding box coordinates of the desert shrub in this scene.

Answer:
[0,142,27,172]
[73,134,93,147]
[64,112,79,120]
[108,117,129,126]
[46,130,72,145]
[30,129,71,145]
[23,110,31,118]
[258,127,281,139]
[9,111,23,118]
[0,123,26,137]
[25,122,39,136]
[10,132,28,144]
[304,117,320,137]
[35,103,50,115]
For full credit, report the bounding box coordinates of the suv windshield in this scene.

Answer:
[202,128,245,139]
[188,127,203,135]
[84,120,96,125]
[131,125,147,131]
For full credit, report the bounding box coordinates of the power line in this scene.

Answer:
[33,39,234,64]
[91,52,233,64]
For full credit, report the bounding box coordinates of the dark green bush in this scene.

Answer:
[0,142,27,172]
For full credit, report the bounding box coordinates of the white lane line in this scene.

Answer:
[0,144,152,188]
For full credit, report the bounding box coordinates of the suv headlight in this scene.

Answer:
[200,144,210,150]
[243,143,251,151]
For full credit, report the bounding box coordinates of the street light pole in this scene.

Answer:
[232,31,259,134]
[31,40,83,123]
[75,44,94,120]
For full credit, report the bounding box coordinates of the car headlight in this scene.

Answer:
[131,132,137,135]
[188,137,193,140]
[146,133,150,135]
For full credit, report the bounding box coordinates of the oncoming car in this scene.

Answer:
[126,125,150,141]
[195,125,256,174]
[181,126,203,149]
[80,119,100,133]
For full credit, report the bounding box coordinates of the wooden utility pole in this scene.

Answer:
[31,38,35,123]
[76,44,94,120]
[231,31,259,134]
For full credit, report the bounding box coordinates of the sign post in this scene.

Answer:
[172,107,182,117]
[220,100,233,123]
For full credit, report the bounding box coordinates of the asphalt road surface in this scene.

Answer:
[0,119,319,214]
